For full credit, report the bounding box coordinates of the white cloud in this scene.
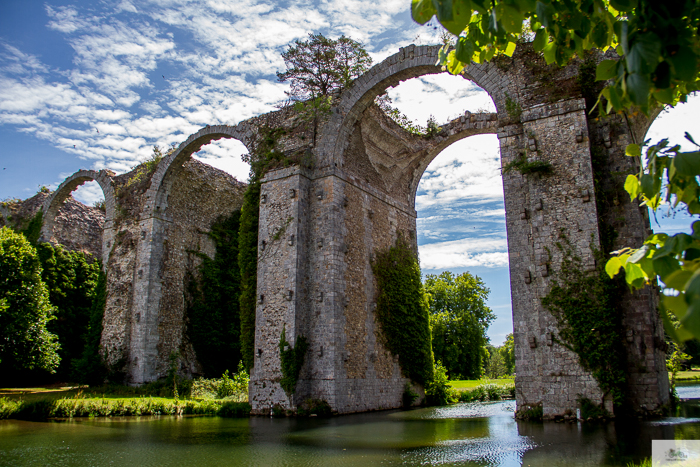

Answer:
[419,236,509,269]
[416,134,503,209]
[1,0,436,182]
[387,73,496,126]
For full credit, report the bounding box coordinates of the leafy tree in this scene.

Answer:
[424,271,495,379]
[277,33,372,142]
[187,211,242,377]
[36,243,100,378]
[500,333,515,375]
[410,0,700,342]
[484,344,508,378]
[0,227,60,374]
[277,33,372,100]
[71,268,108,386]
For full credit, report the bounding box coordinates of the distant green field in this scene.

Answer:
[450,378,514,390]
[675,369,700,382]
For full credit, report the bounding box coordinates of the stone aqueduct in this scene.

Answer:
[37,44,669,417]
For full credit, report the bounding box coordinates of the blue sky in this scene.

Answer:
[1,1,699,346]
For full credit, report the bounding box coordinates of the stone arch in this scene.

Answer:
[128,123,253,384]
[317,44,512,170]
[406,114,499,206]
[40,169,116,264]
[142,124,253,220]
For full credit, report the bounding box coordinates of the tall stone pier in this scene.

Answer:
[33,44,669,418]
[249,44,669,416]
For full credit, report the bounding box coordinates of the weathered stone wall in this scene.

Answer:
[1,191,104,260]
[27,42,669,417]
[151,160,246,379]
[249,43,669,417]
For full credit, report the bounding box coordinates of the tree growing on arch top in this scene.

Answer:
[277,33,372,142]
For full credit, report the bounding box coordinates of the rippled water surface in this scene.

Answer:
[2,400,700,466]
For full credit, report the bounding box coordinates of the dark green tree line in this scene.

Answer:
[187,211,243,377]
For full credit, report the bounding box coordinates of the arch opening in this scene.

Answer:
[41,170,116,264]
[643,95,700,237]
[191,138,251,183]
[380,72,497,127]
[382,73,512,374]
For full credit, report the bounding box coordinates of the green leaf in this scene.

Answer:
[673,151,700,177]
[543,41,556,64]
[652,255,681,281]
[535,1,554,29]
[596,60,618,81]
[591,20,609,48]
[440,0,473,35]
[626,33,661,74]
[495,4,523,34]
[605,257,624,278]
[625,143,641,157]
[412,0,437,24]
[446,49,466,75]
[433,0,454,22]
[653,87,674,105]
[669,46,698,82]
[624,174,640,201]
[609,0,637,11]
[664,269,693,291]
[665,293,689,320]
[533,29,547,52]
[455,36,475,63]
[626,73,650,106]
[504,41,517,57]
[470,0,488,13]
[681,299,700,338]
[624,261,646,288]
[640,173,655,199]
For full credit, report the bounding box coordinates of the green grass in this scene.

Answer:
[450,378,515,391]
[0,396,250,420]
[674,369,700,382]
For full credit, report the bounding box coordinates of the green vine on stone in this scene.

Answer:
[504,92,522,122]
[541,234,628,408]
[371,234,433,385]
[239,126,287,370]
[502,153,553,176]
[271,216,294,242]
[279,325,308,396]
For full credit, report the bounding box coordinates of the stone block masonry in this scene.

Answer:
[34,43,669,418]
[251,43,668,417]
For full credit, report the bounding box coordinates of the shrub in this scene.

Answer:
[217,401,251,418]
[372,235,433,385]
[402,382,419,408]
[425,361,457,406]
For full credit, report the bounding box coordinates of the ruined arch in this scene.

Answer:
[142,124,253,220]
[249,44,669,417]
[40,169,116,264]
[316,45,511,170]
[127,124,252,384]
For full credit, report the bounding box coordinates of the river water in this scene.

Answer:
[2,397,700,466]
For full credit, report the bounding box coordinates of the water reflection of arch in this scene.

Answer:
[316,44,509,171]
[40,169,116,264]
[142,124,253,221]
